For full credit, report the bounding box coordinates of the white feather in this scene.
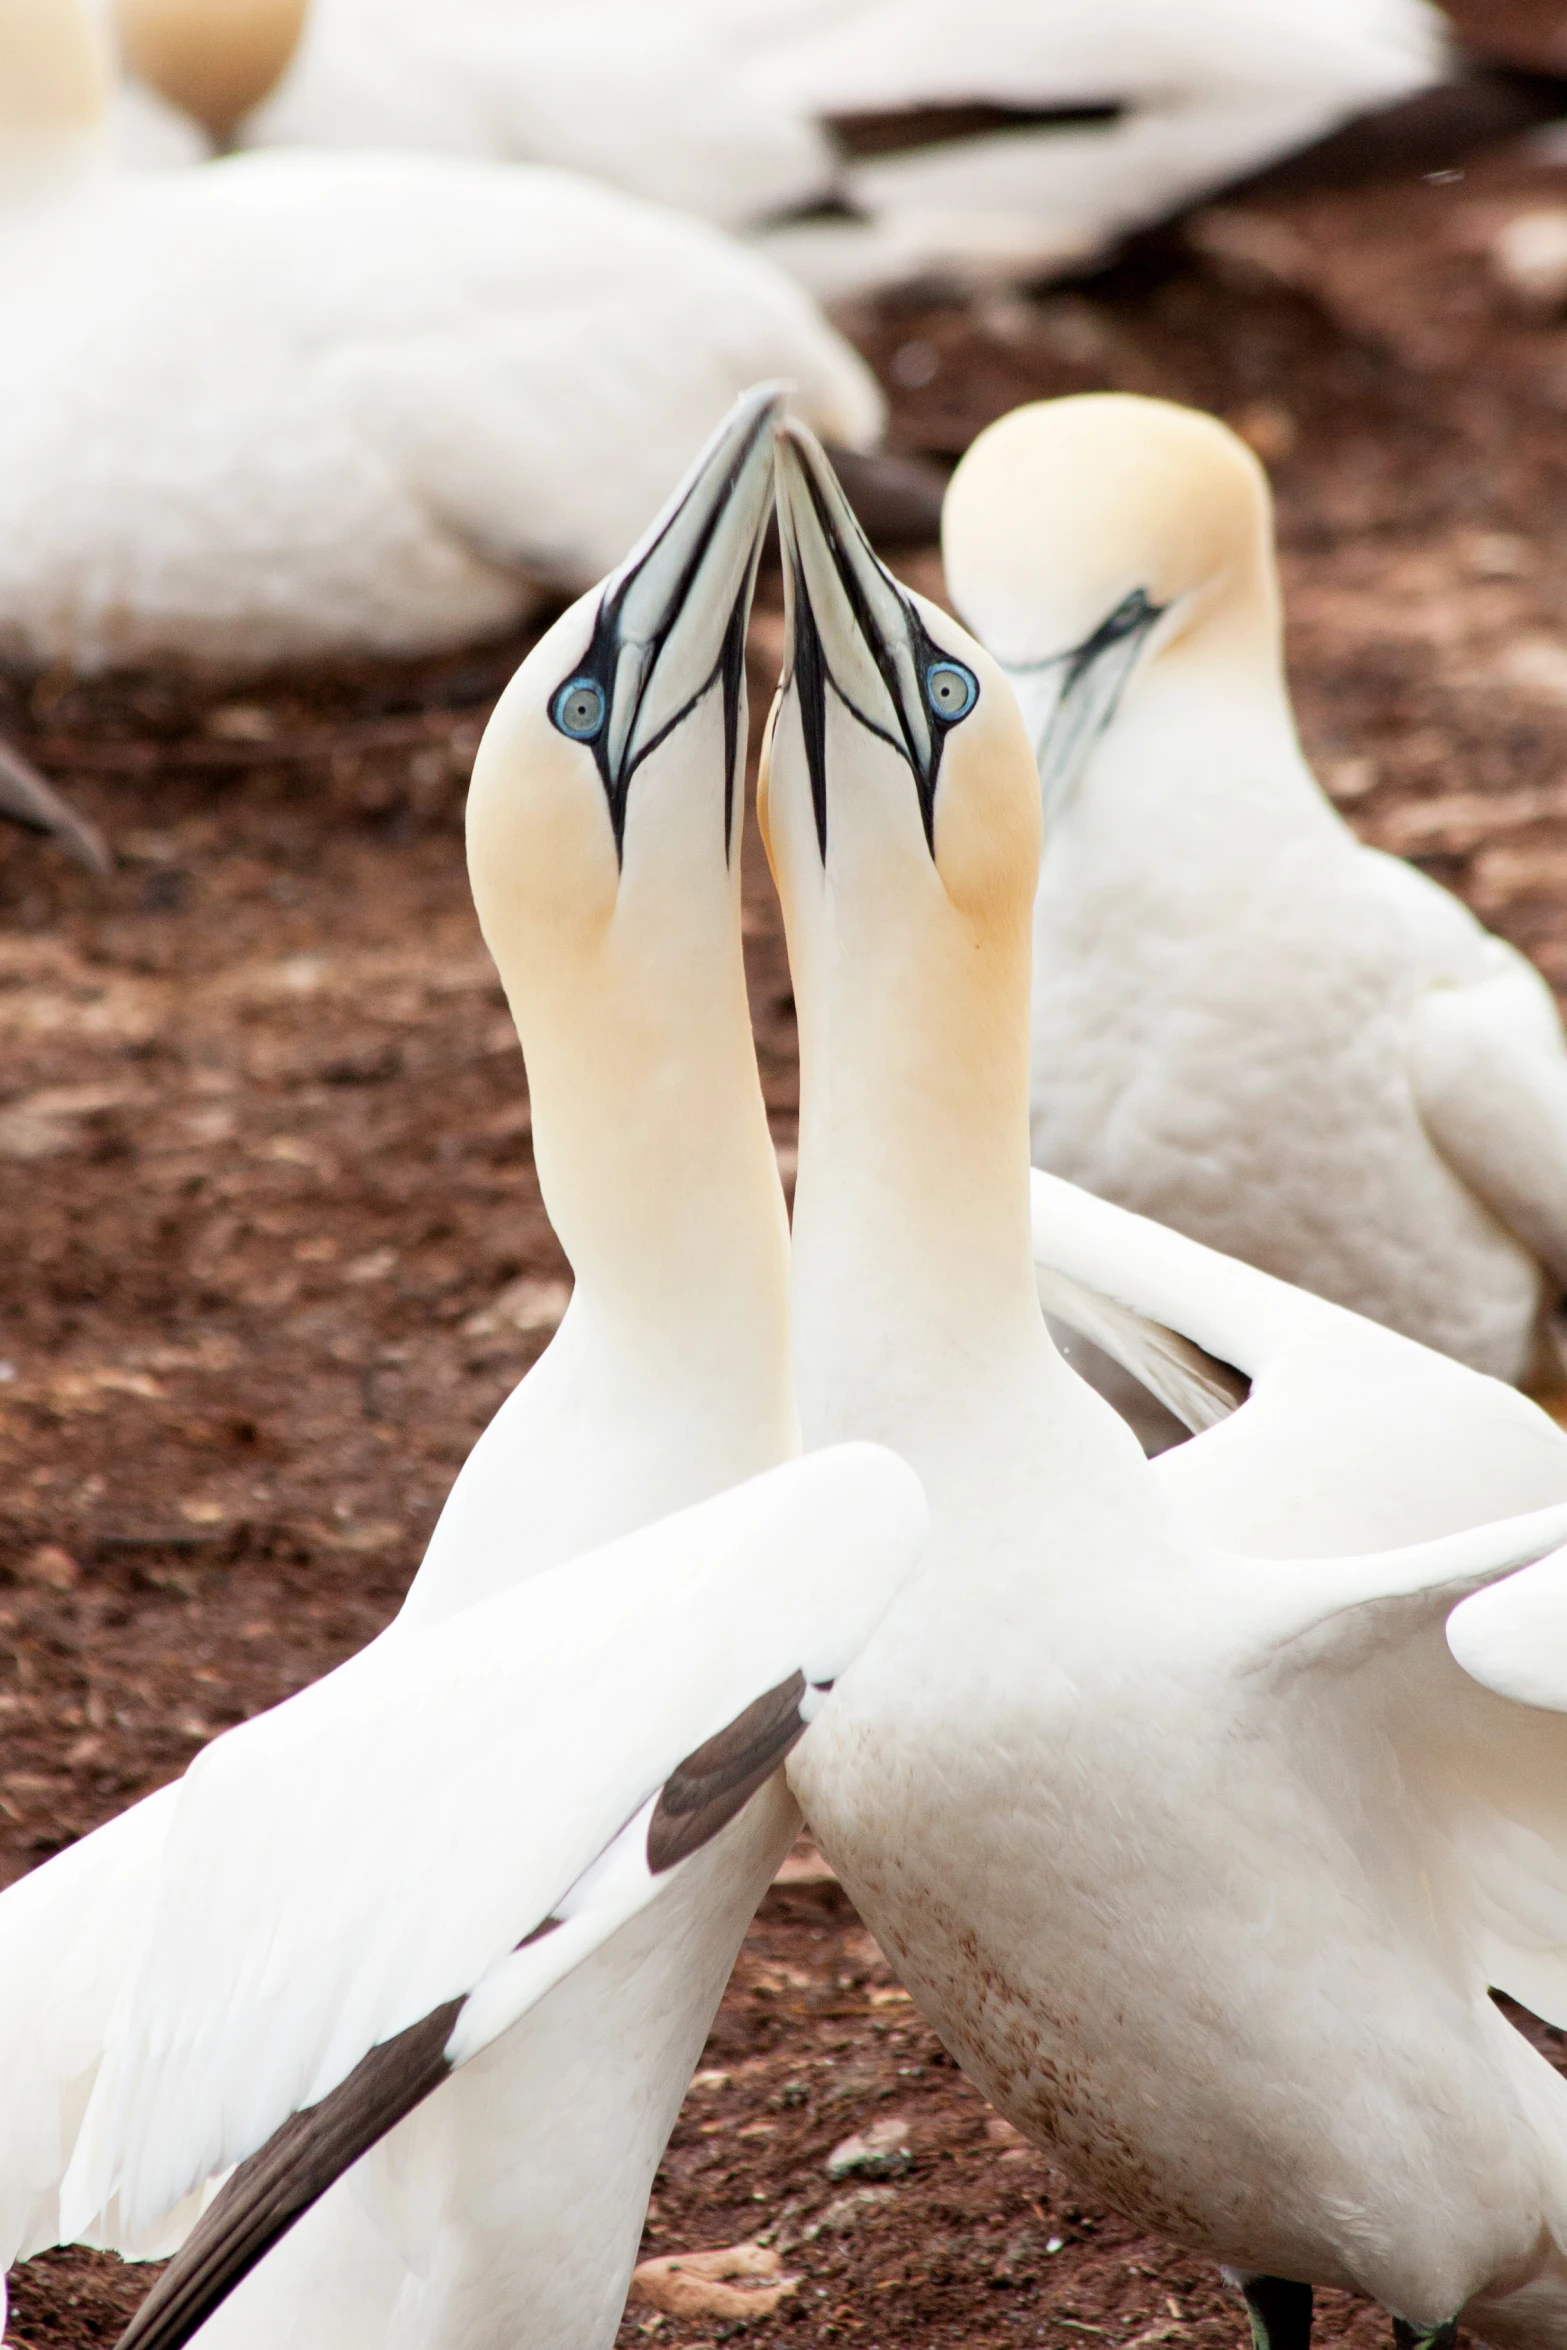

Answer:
[63,1445,925,2247]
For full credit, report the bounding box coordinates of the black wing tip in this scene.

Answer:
[114,1997,465,2350]
[646,1670,809,1874]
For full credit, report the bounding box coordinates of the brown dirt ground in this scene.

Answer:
[7,126,1567,2350]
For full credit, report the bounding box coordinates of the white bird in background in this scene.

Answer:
[763,422,1567,2350]
[725,0,1450,298]
[941,393,1567,1394]
[0,0,882,673]
[222,0,1443,298]
[90,0,300,162]
[104,0,1447,296]
[0,391,873,2350]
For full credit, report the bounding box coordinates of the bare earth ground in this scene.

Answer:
[6,133,1567,2349]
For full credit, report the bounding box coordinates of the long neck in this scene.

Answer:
[0,0,108,197]
[789,884,1089,1499]
[400,859,794,1628]
[503,869,794,1448]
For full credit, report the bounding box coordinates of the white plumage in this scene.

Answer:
[63,1446,925,2255]
[0,391,851,2350]
[0,2,881,672]
[943,393,1567,1389]
[767,423,1567,2349]
[106,0,1447,294]
[1030,1169,1567,1554]
[220,0,1447,297]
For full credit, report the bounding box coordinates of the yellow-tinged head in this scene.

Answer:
[467,387,785,1321]
[112,0,306,137]
[941,393,1282,824]
[762,416,1039,1048]
[0,0,110,162]
[763,422,1043,1359]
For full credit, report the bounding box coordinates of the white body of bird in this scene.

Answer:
[113,0,1445,296]
[942,394,1567,1388]
[0,0,881,672]
[766,423,1567,2347]
[0,391,828,2350]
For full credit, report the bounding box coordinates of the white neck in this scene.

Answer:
[402,856,795,1626]
[788,884,1145,1530]
[1051,612,1345,888]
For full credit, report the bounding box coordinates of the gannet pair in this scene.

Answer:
[65,420,1567,2350]
[0,0,881,672]
[0,392,926,2350]
[104,0,1447,299]
[943,393,1567,1393]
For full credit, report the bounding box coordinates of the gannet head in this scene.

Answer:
[763,420,1047,1382]
[468,386,783,1284]
[763,415,1038,976]
[941,393,1281,829]
[112,0,306,139]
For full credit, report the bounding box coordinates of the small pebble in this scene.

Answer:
[20,1543,80,1591]
[825,2114,914,2178]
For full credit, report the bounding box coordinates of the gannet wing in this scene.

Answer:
[1032,1170,1567,1554]
[61,1446,925,2338]
[0,1784,190,2281]
[1236,1499,1567,2029]
[1410,964,1567,1291]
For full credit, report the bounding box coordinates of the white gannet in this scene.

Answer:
[732,0,1448,299]
[0,0,882,673]
[231,0,834,234]
[941,392,1567,1391]
[0,390,859,2350]
[764,421,1567,2350]
[120,0,1446,298]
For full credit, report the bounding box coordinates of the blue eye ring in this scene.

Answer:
[925,659,978,723]
[551,676,606,741]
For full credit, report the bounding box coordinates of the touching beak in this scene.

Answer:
[1001,587,1164,832]
[569,383,784,857]
[774,420,953,857]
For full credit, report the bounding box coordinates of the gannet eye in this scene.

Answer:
[551,678,606,741]
[925,660,979,723]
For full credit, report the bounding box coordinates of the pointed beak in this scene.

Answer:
[0,739,110,875]
[578,383,785,855]
[774,420,949,856]
[1003,588,1164,830]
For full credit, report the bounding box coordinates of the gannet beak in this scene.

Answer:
[775,419,958,856]
[563,383,784,859]
[0,739,110,875]
[1001,588,1164,830]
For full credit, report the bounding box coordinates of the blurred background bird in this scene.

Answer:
[102,0,1451,294]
